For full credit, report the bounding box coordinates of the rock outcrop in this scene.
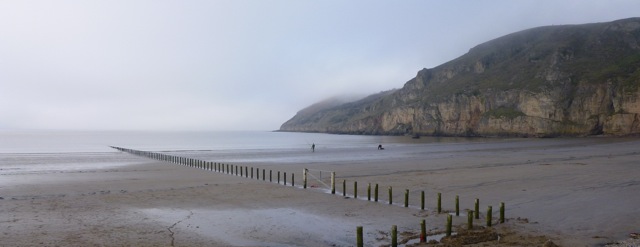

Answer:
[280,18,640,137]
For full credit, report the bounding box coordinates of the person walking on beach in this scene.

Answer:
[312,143,315,152]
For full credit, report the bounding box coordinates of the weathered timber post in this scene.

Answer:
[284,172,287,185]
[455,195,460,216]
[487,206,493,227]
[391,225,397,247]
[475,198,480,219]
[446,214,452,237]
[277,171,280,184]
[437,193,442,213]
[500,202,505,224]
[342,180,346,197]
[303,169,307,189]
[331,172,336,194]
[263,169,266,181]
[388,186,393,205]
[291,173,294,187]
[356,226,363,247]
[374,184,378,202]
[354,181,357,198]
[468,210,474,230]
[420,219,426,243]
[367,183,371,201]
[245,166,248,178]
[421,190,425,210]
[404,189,409,207]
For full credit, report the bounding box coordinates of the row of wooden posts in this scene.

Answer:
[112,146,506,246]
[111,146,303,186]
[355,202,506,247]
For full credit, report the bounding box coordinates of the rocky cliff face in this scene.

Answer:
[280,18,640,137]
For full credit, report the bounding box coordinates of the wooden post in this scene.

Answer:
[421,190,425,210]
[475,198,480,219]
[468,210,474,230]
[404,189,409,207]
[354,181,357,198]
[303,169,307,189]
[251,167,254,179]
[374,184,378,202]
[277,171,280,184]
[500,202,505,223]
[240,166,243,177]
[245,167,248,178]
[367,183,371,201]
[391,225,397,247]
[291,173,294,187]
[420,219,426,243]
[343,180,346,197]
[284,172,287,185]
[270,170,273,182]
[455,195,460,216]
[331,172,335,194]
[437,193,442,213]
[446,214,452,236]
[263,169,265,181]
[487,206,493,227]
[388,186,392,205]
[256,168,259,180]
[356,226,363,247]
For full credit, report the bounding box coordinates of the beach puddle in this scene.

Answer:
[402,232,453,246]
[140,207,358,246]
[0,162,134,176]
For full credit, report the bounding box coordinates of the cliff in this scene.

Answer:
[280,18,640,137]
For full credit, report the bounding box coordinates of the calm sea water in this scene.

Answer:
[0,130,484,154]
[2,130,631,174]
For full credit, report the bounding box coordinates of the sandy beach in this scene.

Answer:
[1,138,639,246]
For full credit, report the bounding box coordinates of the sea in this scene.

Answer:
[5,129,629,172]
[0,130,482,153]
[0,130,507,167]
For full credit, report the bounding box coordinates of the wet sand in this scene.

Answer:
[1,138,639,246]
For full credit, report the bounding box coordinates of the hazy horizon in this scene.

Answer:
[2,1,639,131]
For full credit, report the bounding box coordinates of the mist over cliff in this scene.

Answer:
[281,18,640,137]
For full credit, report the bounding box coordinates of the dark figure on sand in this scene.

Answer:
[378,144,384,150]
[312,143,315,152]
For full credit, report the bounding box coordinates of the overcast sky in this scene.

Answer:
[1,1,638,131]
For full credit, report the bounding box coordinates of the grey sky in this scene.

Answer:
[1,1,638,131]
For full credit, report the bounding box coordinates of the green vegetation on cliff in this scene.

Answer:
[281,18,640,137]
